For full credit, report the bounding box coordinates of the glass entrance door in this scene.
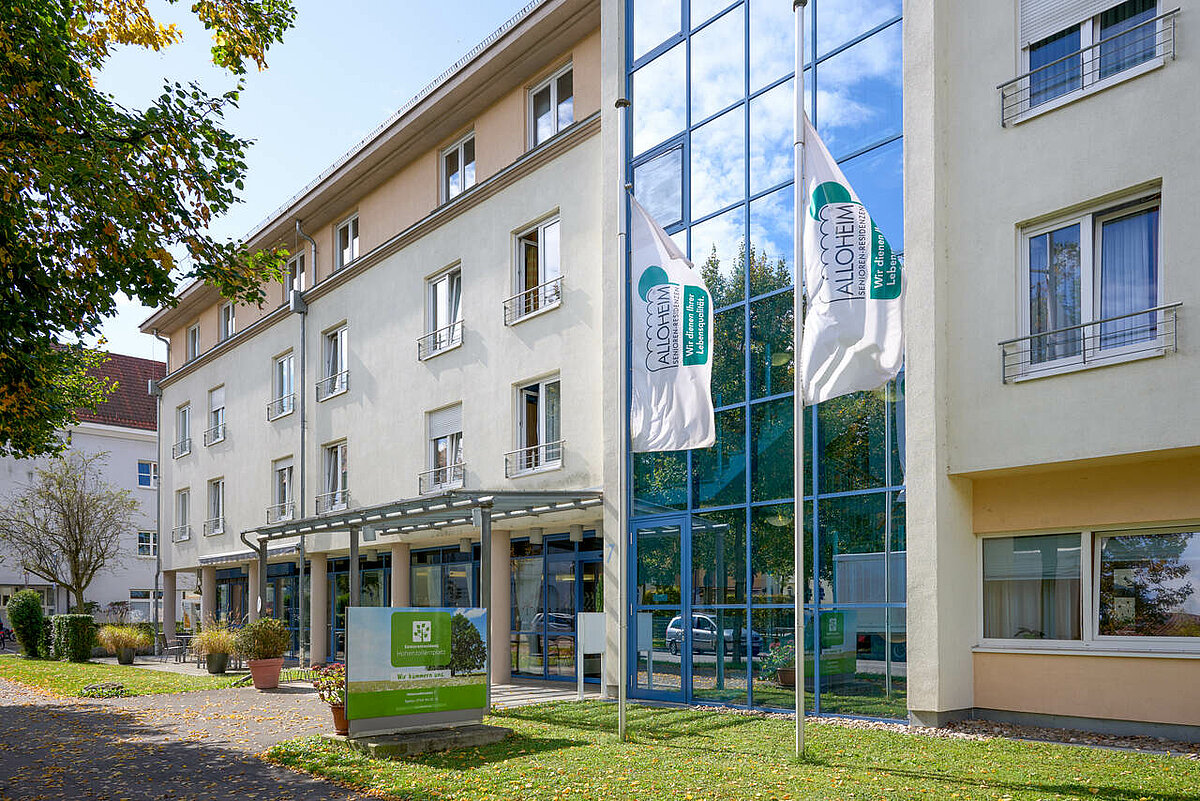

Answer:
[630,517,688,701]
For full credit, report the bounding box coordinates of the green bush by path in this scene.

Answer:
[50,614,96,662]
[0,654,237,697]
[265,701,1200,801]
[5,590,47,658]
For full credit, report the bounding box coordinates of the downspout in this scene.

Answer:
[150,330,170,655]
[294,219,317,665]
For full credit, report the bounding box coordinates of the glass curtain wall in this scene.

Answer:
[627,0,906,719]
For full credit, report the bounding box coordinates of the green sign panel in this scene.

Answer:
[390,610,452,667]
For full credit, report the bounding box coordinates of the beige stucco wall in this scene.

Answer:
[974,652,1200,726]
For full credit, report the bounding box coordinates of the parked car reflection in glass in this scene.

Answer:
[665,614,763,656]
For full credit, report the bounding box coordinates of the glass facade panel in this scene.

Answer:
[814,23,902,160]
[750,0,808,91]
[633,146,684,228]
[838,137,903,251]
[815,0,900,57]
[693,204,747,309]
[1098,530,1200,638]
[748,184,794,297]
[634,0,681,61]
[817,389,887,493]
[633,451,688,513]
[633,43,686,155]
[692,607,749,704]
[749,292,793,399]
[690,105,746,220]
[692,508,747,604]
[750,396,792,501]
[712,308,746,406]
[692,407,746,508]
[690,6,744,122]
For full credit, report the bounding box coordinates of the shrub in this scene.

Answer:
[759,641,796,679]
[235,617,291,661]
[6,589,47,658]
[97,625,152,654]
[312,662,345,707]
[191,619,237,657]
[50,614,96,662]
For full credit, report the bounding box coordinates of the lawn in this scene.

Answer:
[265,701,1200,801]
[0,654,237,697]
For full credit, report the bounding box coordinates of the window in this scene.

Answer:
[128,589,163,624]
[137,460,158,489]
[286,252,306,294]
[983,534,1082,640]
[205,386,226,445]
[173,489,190,541]
[1022,194,1161,371]
[422,267,463,358]
[442,134,476,201]
[186,324,201,362]
[1097,529,1200,639]
[269,352,295,419]
[173,405,191,458]
[423,404,464,493]
[508,377,562,475]
[336,216,359,271]
[320,441,348,512]
[271,458,294,522]
[508,217,562,323]
[205,478,224,535]
[218,303,235,341]
[530,64,574,146]
[318,326,349,400]
[136,531,157,558]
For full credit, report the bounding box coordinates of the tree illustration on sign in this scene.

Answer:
[448,613,486,676]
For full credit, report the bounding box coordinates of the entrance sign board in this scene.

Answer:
[346,606,488,737]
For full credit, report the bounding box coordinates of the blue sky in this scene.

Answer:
[90,0,532,360]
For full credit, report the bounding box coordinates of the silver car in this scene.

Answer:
[664,614,763,656]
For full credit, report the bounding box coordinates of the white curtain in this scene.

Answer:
[1100,208,1158,348]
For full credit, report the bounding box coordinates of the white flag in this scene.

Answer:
[800,116,904,405]
[629,196,715,452]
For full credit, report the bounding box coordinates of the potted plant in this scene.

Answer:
[761,641,796,688]
[312,662,348,735]
[235,617,291,690]
[192,620,237,674]
[97,625,152,665]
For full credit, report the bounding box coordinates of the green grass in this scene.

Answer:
[0,654,237,697]
[265,700,1200,801]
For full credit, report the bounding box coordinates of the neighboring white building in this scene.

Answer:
[0,353,180,626]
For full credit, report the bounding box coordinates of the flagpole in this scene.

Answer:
[792,0,808,760]
[616,94,631,744]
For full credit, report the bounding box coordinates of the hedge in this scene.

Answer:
[50,614,96,662]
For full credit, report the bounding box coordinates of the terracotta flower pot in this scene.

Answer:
[248,657,284,690]
[206,653,229,674]
[776,667,796,688]
[116,647,135,665]
[330,704,349,736]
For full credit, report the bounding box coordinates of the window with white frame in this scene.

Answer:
[173,489,190,541]
[137,460,157,489]
[271,457,294,522]
[509,377,562,475]
[422,267,463,357]
[530,64,574,146]
[424,404,464,493]
[286,251,306,294]
[983,533,1082,640]
[442,134,476,201]
[173,404,191,457]
[205,478,224,535]
[335,216,359,271]
[269,352,295,419]
[205,386,226,445]
[1097,529,1200,639]
[128,589,163,624]
[186,324,201,361]
[318,326,349,400]
[136,531,157,558]
[219,302,235,341]
[509,217,562,323]
[320,441,348,512]
[1021,193,1161,371]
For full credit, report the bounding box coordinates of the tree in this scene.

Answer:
[0,0,296,457]
[448,613,486,677]
[0,451,138,611]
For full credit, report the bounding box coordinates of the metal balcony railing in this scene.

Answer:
[998,9,1179,126]
[266,502,295,523]
[419,463,465,494]
[172,438,192,458]
[999,303,1180,383]
[417,320,464,360]
[203,517,225,536]
[505,440,564,477]
[316,371,349,401]
[171,525,192,543]
[315,489,351,514]
[504,276,563,324]
[203,423,226,446]
[266,394,295,420]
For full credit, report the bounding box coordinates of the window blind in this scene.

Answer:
[428,404,462,440]
[1021,0,1118,46]
[209,385,225,410]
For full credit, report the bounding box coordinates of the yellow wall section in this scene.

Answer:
[974,652,1200,726]
[972,453,1200,534]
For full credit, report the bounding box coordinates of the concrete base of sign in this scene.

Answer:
[322,724,512,758]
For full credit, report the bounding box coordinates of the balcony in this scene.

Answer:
[203,423,226,446]
[266,394,295,421]
[315,489,351,514]
[266,502,295,523]
[203,517,225,537]
[171,525,192,543]
[505,440,564,477]
[172,438,192,459]
[419,463,465,495]
[999,303,1180,383]
[998,9,1179,126]
[316,371,349,401]
[417,321,464,360]
[504,277,563,325]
